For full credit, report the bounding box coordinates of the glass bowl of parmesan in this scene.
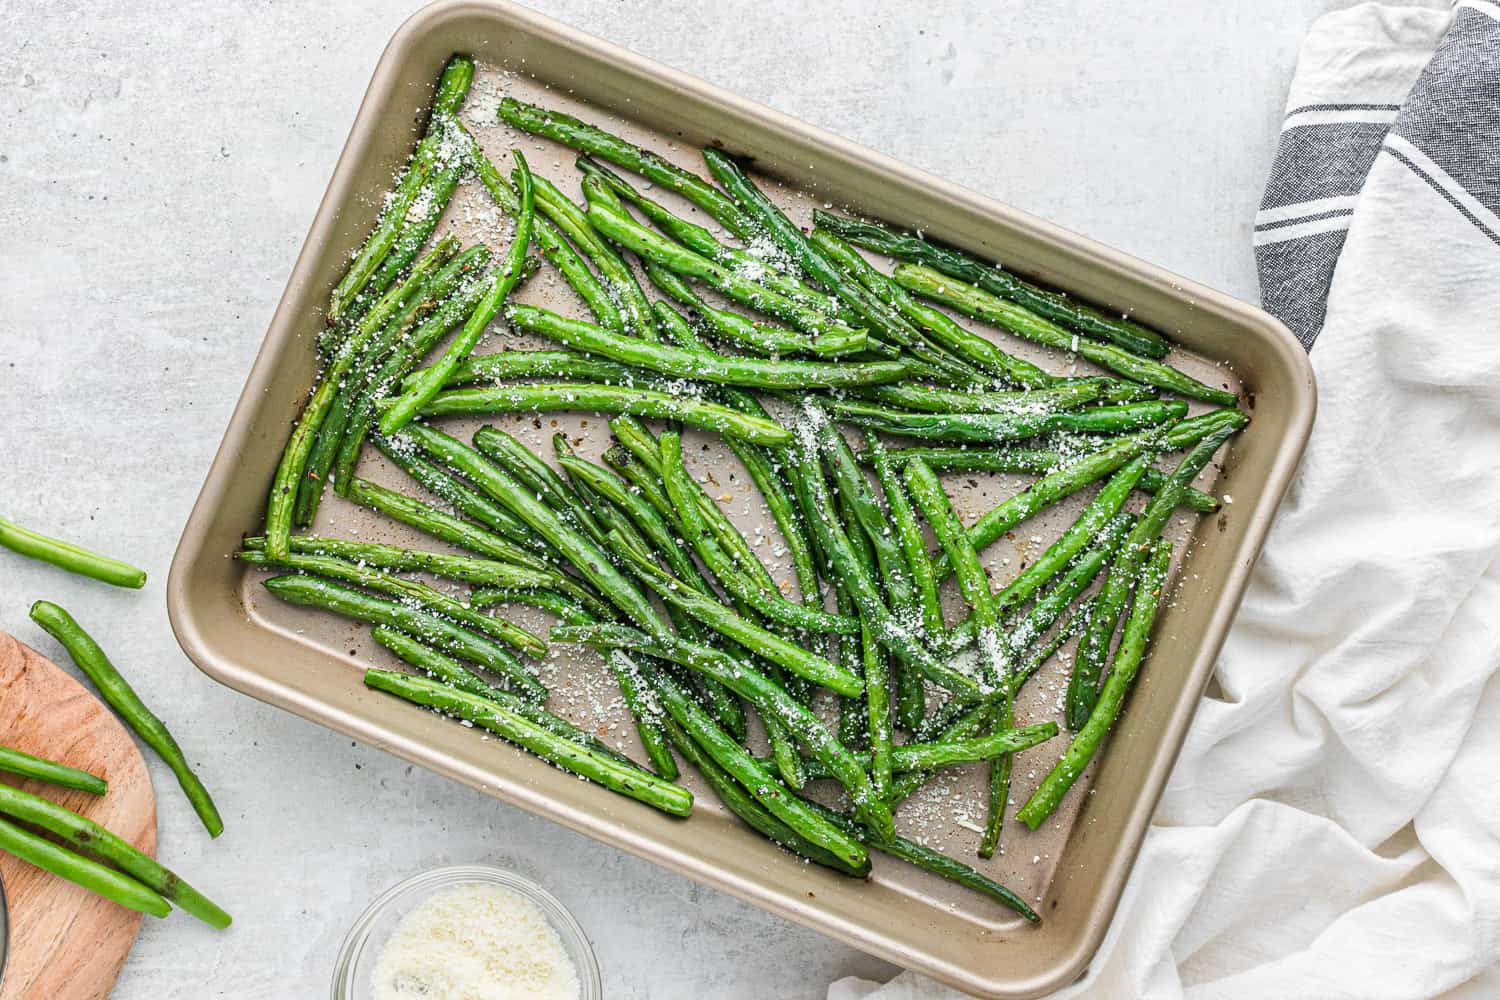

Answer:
[332,864,603,1000]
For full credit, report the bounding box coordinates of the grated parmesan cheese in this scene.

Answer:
[371,884,581,1000]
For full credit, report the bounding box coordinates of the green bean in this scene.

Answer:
[577,158,851,315]
[405,382,790,446]
[814,211,1173,360]
[643,667,863,866]
[532,174,657,340]
[0,815,169,918]
[904,456,1007,688]
[458,122,625,333]
[809,227,1056,387]
[0,745,107,795]
[472,426,608,547]
[370,627,646,775]
[415,350,645,389]
[702,150,980,384]
[828,399,1187,444]
[260,574,545,700]
[795,796,1040,923]
[586,199,866,347]
[1066,428,1233,728]
[359,160,466,338]
[857,382,1100,415]
[790,415,983,697]
[328,56,472,325]
[372,432,537,547]
[28,602,223,837]
[662,719,867,877]
[239,534,605,616]
[658,433,854,636]
[812,420,917,622]
[555,623,891,839]
[606,651,677,780]
[792,721,1058,777]
[615,417,781,593]
[382,151,535,434]
[894,263,1237,405]
[330,252,501,496]
[856,444,1219,513]
[345,477,548,570]
[508,304,902,390]
[469,587,596,625]
[0,782,230,927]
[236,548,546,658]
[612,538,863,695]
[643,263,866,358]
[858,624,893,799]
[978,694,1015,860]
[0,517,145,589]
[864,435,942,640]
[994,456,1151,616]
[1021,539,1172,827]
[366,669,691,816]
[300,238,471,524]
[399,422,663,632]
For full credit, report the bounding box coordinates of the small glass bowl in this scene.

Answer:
[331,864,602,1000]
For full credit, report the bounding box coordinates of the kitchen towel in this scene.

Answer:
[830,2,1500,998]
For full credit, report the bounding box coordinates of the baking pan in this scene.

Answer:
[167,2,1315,995]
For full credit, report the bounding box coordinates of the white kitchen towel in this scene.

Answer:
[831,2,1500,998]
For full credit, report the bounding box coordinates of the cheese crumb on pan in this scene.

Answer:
[372,883,581,1000]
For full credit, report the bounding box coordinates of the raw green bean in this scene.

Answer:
[893,263,1237,405]
[327,57,472,324]
[235,548,546,658]
[261,574,545,701]
[381,150,535,433]
[0,517,145,589]
[28,602,223,837]
[1065,428,1233,728]
[0,815,169,918]
[809,227,1056,387]
[555,623,891,839]
[814,211,1172,360]
[399,422,663,632]
[0,745,107,795]
[507,304,903,389]
[1020,539,1172,828]
[366,669,692,817]
[644,667,863,866]
[404,383,791,446]
[345,477,548,570]
[0,783,230,927]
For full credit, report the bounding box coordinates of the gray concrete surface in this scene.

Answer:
[1,1,1354,995]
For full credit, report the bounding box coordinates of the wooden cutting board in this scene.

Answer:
[0,631,156,1000]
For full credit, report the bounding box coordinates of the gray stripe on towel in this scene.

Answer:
[1255,228,1350,350]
